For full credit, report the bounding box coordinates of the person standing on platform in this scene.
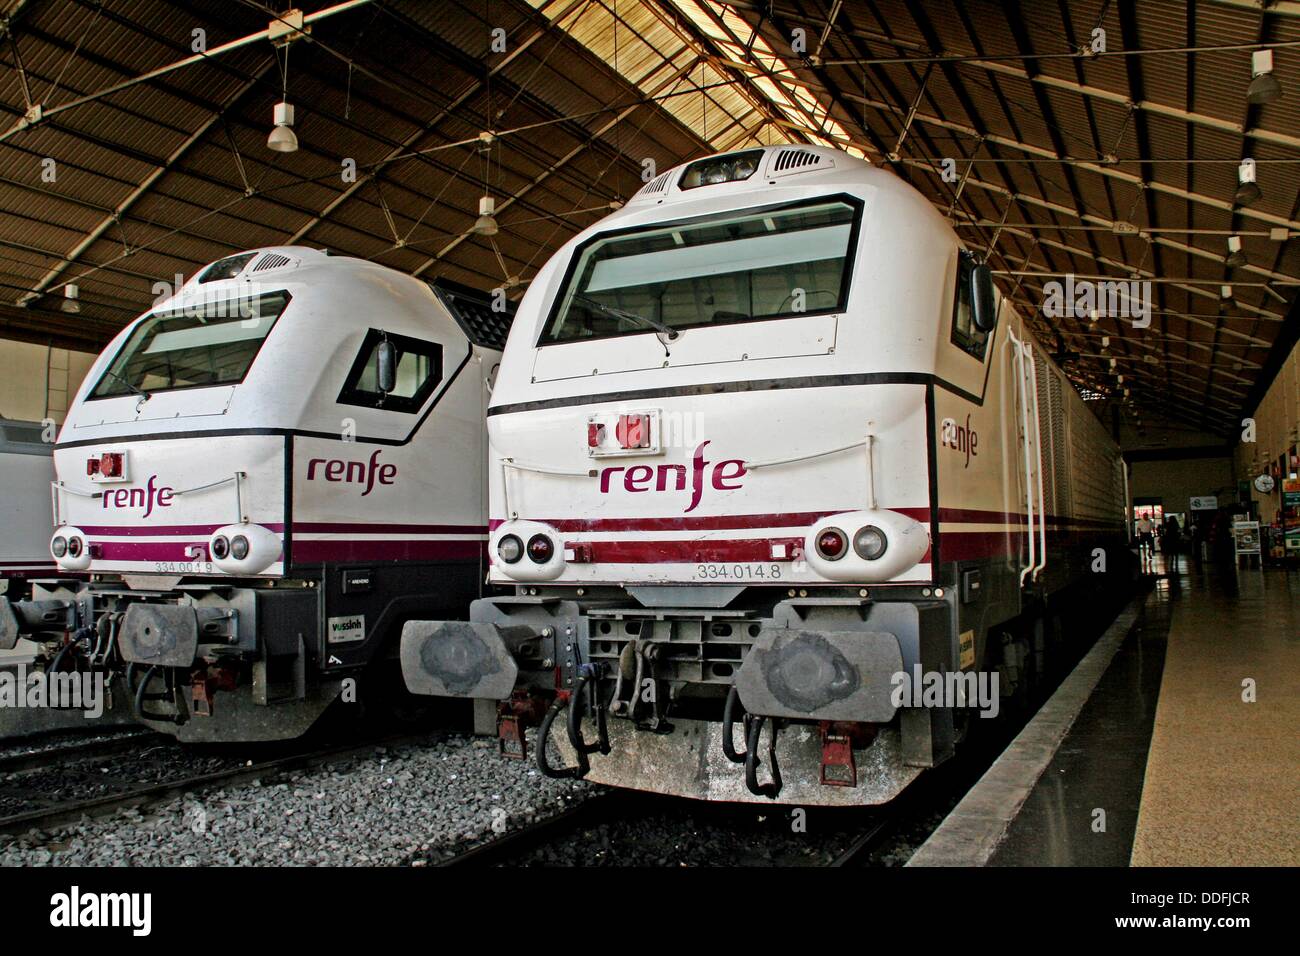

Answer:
[1163,515,1182,569]
[1136,512,1155,566]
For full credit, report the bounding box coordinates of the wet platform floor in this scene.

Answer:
[991,559,1299,866]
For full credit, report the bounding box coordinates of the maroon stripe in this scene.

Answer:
[490,507,1119,534]
[490,509,930,533]
[549,528,1108,565]
[79,523,284,537]
[91,541,247,562]
[80,522,485,538]
[574,539,786,564]
[293,522,487,534]
[291,540,485,562]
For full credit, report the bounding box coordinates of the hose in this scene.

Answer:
[744,715,783,799]
[48,627,92,675]
[566,664,610,757]
[536,695,589,780]
[721,685,747,764]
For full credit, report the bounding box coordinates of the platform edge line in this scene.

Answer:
[905,599,1144,867]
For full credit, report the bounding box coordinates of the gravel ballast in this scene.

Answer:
[0,732,590,866]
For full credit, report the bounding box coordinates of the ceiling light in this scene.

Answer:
[1226,235,1248,268]
[61,284,80,314]
[1221,284,1234,303]
[267,101,297,153]
[1235,159,1261,205]
[1248,49,1282,104]
[472,195,498,236]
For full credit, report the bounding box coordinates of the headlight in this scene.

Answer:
[208,524,281,575]
[815,527,848,560]
[527,534,555,564]
[51,527,92,571]
[497,534,523,564]
[853,525,888,561]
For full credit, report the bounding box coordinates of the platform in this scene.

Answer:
[910,559,1299,866]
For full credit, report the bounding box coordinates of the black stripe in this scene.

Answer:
[925,382,940,577]
[487,371,983,416]
[54,350,475,450]
[282,434,294,570]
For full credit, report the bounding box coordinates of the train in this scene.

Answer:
[0,248,512,742]
[0,418,57,665]
[398,145,1131,805]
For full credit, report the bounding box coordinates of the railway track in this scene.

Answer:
[435,790,630,867]
[0,731,430,837]
[0,729,162,776]
[430,789,905,868]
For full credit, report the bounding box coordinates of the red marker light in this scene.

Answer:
[99,453,123,477]
[816,528,848,560]
[588,422,605,448]
[616,414,650,449]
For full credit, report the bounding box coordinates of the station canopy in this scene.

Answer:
[2,0,1298,440]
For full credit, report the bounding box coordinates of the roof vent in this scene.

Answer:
[637,171,673,197]
[428,279,517,352]
[773,149,822,173]
[252,252,294,272]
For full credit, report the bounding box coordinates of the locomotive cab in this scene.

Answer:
[1,248,511,742]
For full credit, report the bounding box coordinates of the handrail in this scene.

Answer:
[1024,347,1049,581]
[499,457,595,522]
[51,472,248,527]
[1006,328,1036,587]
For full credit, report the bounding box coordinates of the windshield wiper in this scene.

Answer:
[105,369,150,403]
[574,294,678,340]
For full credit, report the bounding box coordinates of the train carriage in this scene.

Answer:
[0,248,511,742]
[399,146,1129,805]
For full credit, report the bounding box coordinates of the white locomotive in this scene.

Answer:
[400,146,1129,805]
[0,248,510,741]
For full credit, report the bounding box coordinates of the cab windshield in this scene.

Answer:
[90,291,290,399]
[540,197,859,344]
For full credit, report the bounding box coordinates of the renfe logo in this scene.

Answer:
[941,414,979,469]
[307,449,396,496]
[598,440,745,513]
[100,475,174,517]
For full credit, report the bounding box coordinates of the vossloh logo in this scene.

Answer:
[50,886,151,936]
[327,614,365,644]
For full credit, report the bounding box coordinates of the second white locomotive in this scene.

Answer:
[400,146,1129,804]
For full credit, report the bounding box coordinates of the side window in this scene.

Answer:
[337,329,443,413]
[951,252,990,360]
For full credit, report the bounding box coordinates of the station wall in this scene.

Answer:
[1129,456,1236,516]
[1236,337,1300,525]
[0,341,97,425]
